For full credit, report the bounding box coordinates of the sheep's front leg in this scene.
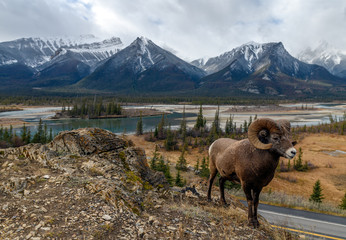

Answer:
[243,185,257,228]
[252,188,262,228]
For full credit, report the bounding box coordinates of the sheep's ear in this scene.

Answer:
[258,129,270,144]
[292,141,297,146]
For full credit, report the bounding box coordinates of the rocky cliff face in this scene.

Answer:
[0,128,287,239]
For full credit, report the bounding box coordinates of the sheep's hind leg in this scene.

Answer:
[252,188,262,228]
[207,168,217,202]
[219,177,228,206]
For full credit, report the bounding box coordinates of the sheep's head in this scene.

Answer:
[248,118,297,159]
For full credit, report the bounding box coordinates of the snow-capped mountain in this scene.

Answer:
[193,41,301,75]
[0,35,123,87]
[298,42,346,78]
[0,35,123,69]
[198,42,342,96]
[77,37,206,92]
[190,58,207,69]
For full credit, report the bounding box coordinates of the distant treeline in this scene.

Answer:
[293,113,346,135]
[0,119,53,148]
[63,99,122,118]
[1,94,343,106]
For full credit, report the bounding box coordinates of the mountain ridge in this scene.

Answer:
[0,36,345,97]
[196,42,344,96]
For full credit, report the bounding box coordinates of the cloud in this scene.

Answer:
[0,0,93,39]
[0,0,345,60]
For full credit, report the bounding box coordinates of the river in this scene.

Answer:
[1,103,345,135]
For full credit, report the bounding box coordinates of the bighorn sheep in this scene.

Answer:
[207,118,297,228]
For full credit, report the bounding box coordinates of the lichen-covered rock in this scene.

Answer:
[47,128,128,156]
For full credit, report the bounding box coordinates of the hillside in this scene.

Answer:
[0,128,289,239]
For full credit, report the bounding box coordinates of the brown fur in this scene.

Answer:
[207,119,296,228]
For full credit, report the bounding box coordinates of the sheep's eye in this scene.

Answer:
[273,136,280,141]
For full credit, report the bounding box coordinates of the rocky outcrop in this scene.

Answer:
[3,128,167,189]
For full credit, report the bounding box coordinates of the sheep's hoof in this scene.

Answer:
[220,201,229,207]
[207,198,212,202]
[248,219,260,228]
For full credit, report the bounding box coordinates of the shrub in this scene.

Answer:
[340,192,346,210]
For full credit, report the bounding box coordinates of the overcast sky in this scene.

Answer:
[0,0,345,61]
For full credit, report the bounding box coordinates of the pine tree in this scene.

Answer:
[48,128,53,142]
[213,105,221,135]
[180,106,187,142]
[243,120,248,133]
[194,159,200,172]
[225,119,230,135]
[248,115,253,128]
[294,147,307,171]
[208,106,221,144]
[21,124,27,144]
[176,150,188,171]
[154,126,159,139]
[150,145,159,170]
[199,156,210,178]
[157,155,166,172]
[164,161,173,186]
[106,102,112,115]
[26,128,31,143]
[157,114,165,139]
[32,119,43,143]
[136,113,143,135]
[3,128,10,142]
[175,170,185,187]
[43,123,48,143]
[9,125,13,142]
[339,192,346,210]
[0,125,3,140]
[309,179,324,203]
[164,125,175,151]
[195,104,206,130]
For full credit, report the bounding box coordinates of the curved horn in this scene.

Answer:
[248,118,281,150]
[276,119,291,133]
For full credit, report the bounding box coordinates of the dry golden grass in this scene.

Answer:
[268,133,346,205]
[128,133,346,205]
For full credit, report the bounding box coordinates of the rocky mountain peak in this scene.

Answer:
[298,41,346,78]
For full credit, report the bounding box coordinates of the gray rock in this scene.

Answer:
[102,214,112,221]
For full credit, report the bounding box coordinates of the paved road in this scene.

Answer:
[240,200,346,239]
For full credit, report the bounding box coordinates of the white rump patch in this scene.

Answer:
[209,141,216,156]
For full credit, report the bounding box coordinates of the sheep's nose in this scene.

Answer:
[290,149,297,156]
